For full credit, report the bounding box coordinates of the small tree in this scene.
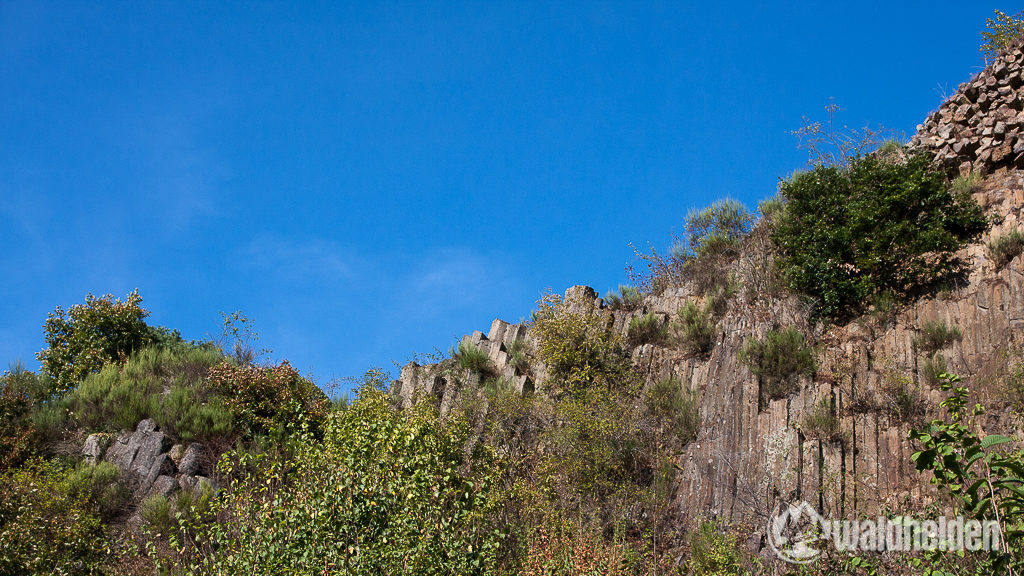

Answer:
[981,10,1024,63]
[37,290,153,396]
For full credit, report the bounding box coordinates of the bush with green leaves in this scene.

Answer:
[455,340,494,374]
[688,520,746,576]
[646,377,700,446]
[531,291,637,396]
[739,327,815,406]
[773,151,987,321]
[910,373,1024,573]
[37,290,156,396]
[0,459,109,576]
[626,311,669,348]
[56,344,230,441]
[989,229,1024,269]
[173,388,501,575]
[674,300,718,357]
[801,397,844,445]
[604,284,643,311]
[915,319,962,353]
[981,10,1024,62]
[0,362,50,470]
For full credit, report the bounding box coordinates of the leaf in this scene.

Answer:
[981,434,1014,449]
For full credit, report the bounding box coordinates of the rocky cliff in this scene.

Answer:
[391,41,1024,545]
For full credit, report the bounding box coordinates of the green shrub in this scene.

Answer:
[141,493,173,535]
[604,284,642,311]
[739,327,815,405]
[37,290,155,396]
[880,373,927,426]
[688,520,745,576]
[0,363,48,470]
[801,397,844,445]
[175,389,501,575]
[920,352,948,387]
[646,377,700,445]
[0,459,108,575]
[915,320,962,353]
[989,229,1024,268]
[674,301,717,357]
[505,338,532,374]
[981,10,1024,62]
[531,292,637,396]
[953,171,983,195]
[68,461,130,521]
[773,151,987,321]
[454,341,494,374]
[61,344,225,436]
[158,387,234,441]
[206,360,331,439]
[626,311,669,348]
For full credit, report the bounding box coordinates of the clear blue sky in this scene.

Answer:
[0,2,1006,391]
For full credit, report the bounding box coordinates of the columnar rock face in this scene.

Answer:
[911,39,1024,176]
[391,44,1024,539]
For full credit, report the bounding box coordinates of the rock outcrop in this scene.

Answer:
[391,42,1024,539]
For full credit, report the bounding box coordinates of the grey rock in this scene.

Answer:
[177,443,206,477]
[82,433,111,465]
[147,475,178,499]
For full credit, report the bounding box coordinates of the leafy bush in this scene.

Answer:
[60,344,227,439]
[175,388,501,575]
[0,459,109,575]
[0,363,48,470]
[455,341,494,374]
[68,461,130,521]
[801,397,844,445]
[915,320,962,353]
[37,290,155,396]
[646,377,700,445]
[688,520,745,576]
[141,493,173,535]
[626,311,669,348]
[919,352,947,387]
[773,151,987,321]
[910,374,1024,573]
[206,360,331,438]
[953,171,983,195]
[531,292,637,396]
[739,327,815,405]
[989,229,1024,268]
[604,285,642,311]
[674,300,717,357]
[505,338,532,374]
[981,10,1024,62]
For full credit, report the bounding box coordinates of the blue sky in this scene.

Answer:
[0,2,1006,391]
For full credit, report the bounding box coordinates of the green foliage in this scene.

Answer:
[455,341,495,374]
[953,171,984,195]
[0,459,109,576]
[684,198,754,259]
[176,389,500,575]
[68,461,130,521]
[59,344,229,440]
[920,352,948,387]
[604,284,643,311]
[626,311,669,348]
[37,290,154,396]
[989,229,1024,269]
[505,338,533,374]
[773,151,988,321]
[981,10,1024,62]
[141,494,174,535]
[801,397,844,445]
[206,359,331,439]
[674,300,718,357]
[531,292,637,396]
[915,320,962,353]
[739,327,815,405]
[0,362,49,469]
[910,373,1024,573]
[688,520,745,576]
[880,372,928,427]
[646,377,700,445]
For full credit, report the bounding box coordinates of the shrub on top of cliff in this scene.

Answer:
[206,360,330,438]
[981,10,1024,63]
[454,341,494,375]
[0,363,50,470]
[36,290,157,398]
[773,150,988,321]
[626,312,669,348]
[739,327,815,406]
[604,284,642,311]
[629,199,753,295]
[989,229,1024,269]
[531,291,637,396]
